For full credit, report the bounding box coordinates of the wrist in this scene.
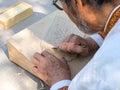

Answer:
[50,75,71,86]
[50,80,71,90]
[86,37,99,52]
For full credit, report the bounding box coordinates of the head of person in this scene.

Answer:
[58,0,120,34]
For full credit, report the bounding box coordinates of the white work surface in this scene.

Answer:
[0,0,56,90]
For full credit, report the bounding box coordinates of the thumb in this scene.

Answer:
[70,44,89,55]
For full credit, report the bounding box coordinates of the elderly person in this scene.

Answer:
[32,0,120,90]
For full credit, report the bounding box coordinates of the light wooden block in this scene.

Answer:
[8,10,94,78]
[0,2,33,30]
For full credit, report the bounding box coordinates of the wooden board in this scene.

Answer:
[0,2,33,30]
[8,10,94,78]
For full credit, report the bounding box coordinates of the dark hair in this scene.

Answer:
[81,0,104,6]
[64,0,71,6]
[83,0,113,6]
[64,0,113,7]
[96,0,104,5]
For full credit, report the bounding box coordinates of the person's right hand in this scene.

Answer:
[32,51,71,86]
[58,34,99,56]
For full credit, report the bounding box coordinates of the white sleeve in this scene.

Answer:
[90,33,104,47]
[50,80,71,90]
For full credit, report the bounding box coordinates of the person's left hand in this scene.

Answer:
[32,50,71,86]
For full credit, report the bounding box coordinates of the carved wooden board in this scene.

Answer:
[8,10,94,78]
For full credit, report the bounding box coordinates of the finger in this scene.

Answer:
[33,52,43,61]
[59,42,87,54]
[69,35,80,43]
[59,42,77,53]
[69,44,89,54]
[41,50,59,61]
[58,42,69,52]
[67,43,75,53]
[32,58,40,66]
[58,34,76,50]
[32,66,39,73]
[32,66,46,74]
[58,35,71,48]
[33,52,47,67]
[32,66,48,82]
[69,35,84,44]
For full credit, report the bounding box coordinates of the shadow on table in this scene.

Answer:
[24,71,50,90]
[11,12,45,34]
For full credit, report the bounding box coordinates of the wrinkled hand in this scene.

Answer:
[58,34,90,56]
[32,51,71,86]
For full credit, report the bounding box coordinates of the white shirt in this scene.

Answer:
[69,5,120,90]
